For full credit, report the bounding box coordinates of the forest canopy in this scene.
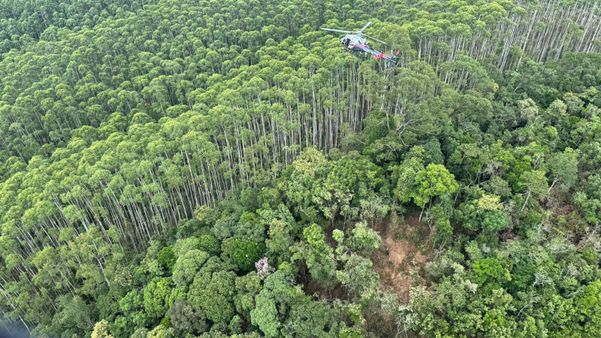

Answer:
[0,0,601,337]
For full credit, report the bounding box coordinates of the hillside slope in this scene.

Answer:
[0,0,600,337]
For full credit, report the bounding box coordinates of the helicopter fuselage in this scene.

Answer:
[321,22,398,65]
[340,34,397,64]
[340,34,369,50]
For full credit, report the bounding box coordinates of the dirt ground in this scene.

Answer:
[301,213,435,304]
[372,213,434,303]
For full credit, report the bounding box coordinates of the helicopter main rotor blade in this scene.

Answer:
[359,21,372,33]
[321,28,353,33]
[363,34,388,45]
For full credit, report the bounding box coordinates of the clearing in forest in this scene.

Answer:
[372,213,433,303]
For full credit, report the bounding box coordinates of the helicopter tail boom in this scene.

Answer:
[361,45,397,64]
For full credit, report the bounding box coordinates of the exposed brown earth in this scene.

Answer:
[372,213,433,303]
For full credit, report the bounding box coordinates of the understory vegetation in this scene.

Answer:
[0,0,601,337]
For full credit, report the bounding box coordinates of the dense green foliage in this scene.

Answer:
[0,0,600,337]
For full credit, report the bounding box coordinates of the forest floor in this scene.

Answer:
[372,212,434,303]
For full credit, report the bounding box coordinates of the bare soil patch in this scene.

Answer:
[372,212,434,303]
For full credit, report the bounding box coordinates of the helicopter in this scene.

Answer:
[321,21,399,64]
